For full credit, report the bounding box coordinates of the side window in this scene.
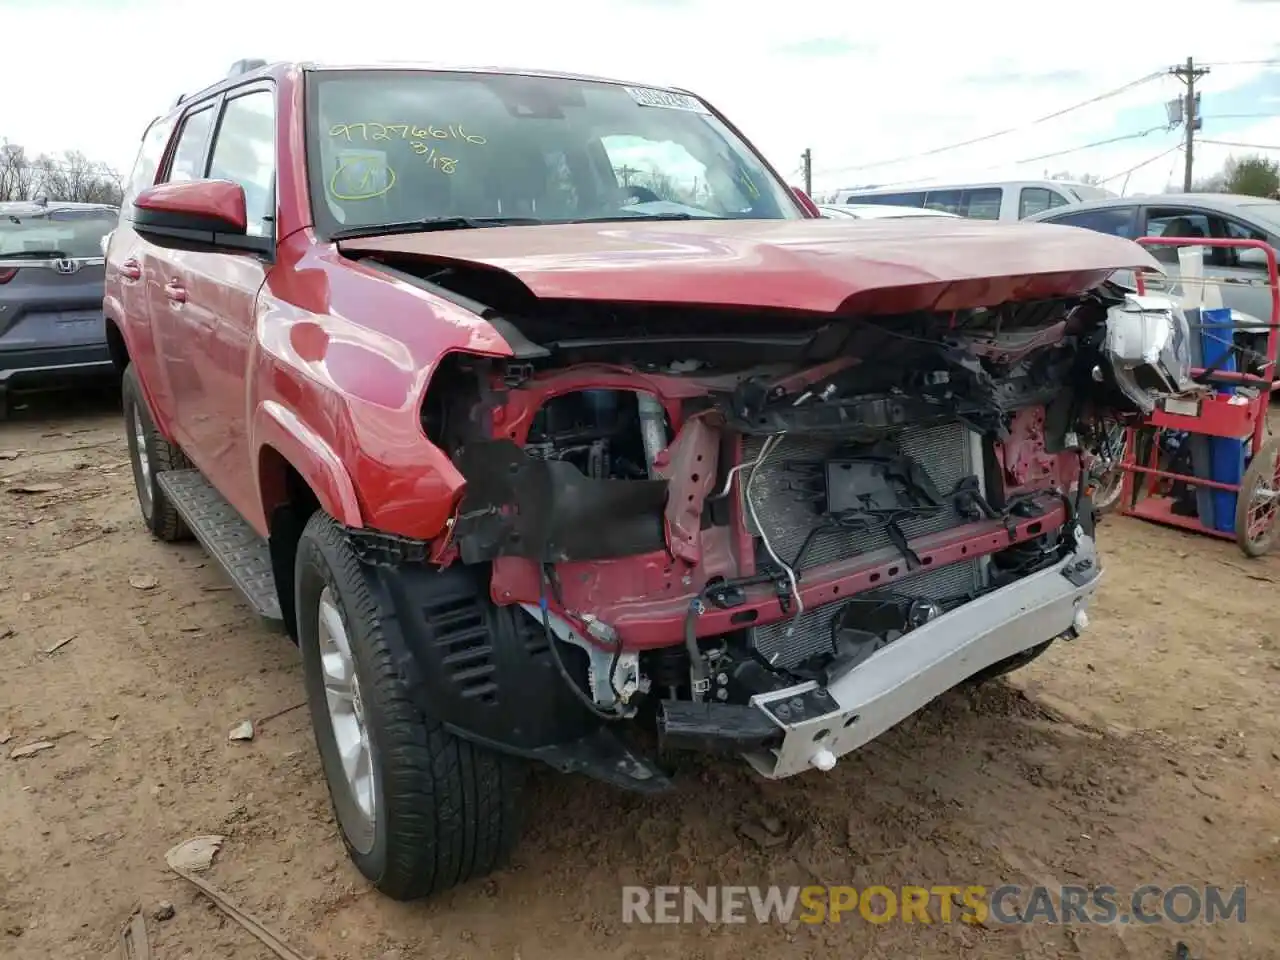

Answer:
[924,189,962,214]
[1047,207,1137,237]
[207,90,276,237]
[1143,209,1214,265]
[166,105,216,183]
[1222,217,1271,270]
[849,192,924,207]
[124,117,176,208]
[962,188,1002,219]
[1019,187,1056,219]
[1048,190,1070,209]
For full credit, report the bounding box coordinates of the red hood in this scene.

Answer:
[338,217,1160,314]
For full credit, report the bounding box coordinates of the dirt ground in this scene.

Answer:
[1,393,1278,960]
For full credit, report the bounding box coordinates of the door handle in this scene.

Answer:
[120,258,142,281]
[164,280,188,304]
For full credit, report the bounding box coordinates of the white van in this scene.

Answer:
[820,180,1115,222]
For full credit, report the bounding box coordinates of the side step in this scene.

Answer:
[156,469,285,628]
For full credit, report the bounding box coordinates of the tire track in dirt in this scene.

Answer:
[1,396,1278,960]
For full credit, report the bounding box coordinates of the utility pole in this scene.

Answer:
[801,148,812,196]
[1170,57,1209,192]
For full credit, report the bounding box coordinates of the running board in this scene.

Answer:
[156,469,285,628]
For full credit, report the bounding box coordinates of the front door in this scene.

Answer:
[165,85,278,521]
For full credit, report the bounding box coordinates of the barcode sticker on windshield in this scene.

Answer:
[624,86,709,113]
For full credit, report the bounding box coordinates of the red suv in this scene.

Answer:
[104,59,1183,900]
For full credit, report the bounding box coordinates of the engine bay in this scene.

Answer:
[409,274,1191,718]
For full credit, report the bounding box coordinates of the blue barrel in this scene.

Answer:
[1200,307,1245,532]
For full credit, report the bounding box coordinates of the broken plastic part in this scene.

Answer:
[1103,293,1196,413]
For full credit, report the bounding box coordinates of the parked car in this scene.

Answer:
[817,203,959,220]
[1026,194,1280,373]
[822,180,1114,221]
[105,58,1186,901]
[0,199,119,414]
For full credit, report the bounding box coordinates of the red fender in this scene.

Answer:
[254,400,363,530]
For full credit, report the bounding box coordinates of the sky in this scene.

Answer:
[3,0,1279,198]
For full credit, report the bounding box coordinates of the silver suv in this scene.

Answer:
[0,199,118,415]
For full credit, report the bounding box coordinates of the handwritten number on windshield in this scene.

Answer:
[329,122,486,144]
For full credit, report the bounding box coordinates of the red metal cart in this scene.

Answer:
[1116,236,1280,557]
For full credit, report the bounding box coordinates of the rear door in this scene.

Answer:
[0,206,117,360]
[107,115,177,423]
[143,98,219,457]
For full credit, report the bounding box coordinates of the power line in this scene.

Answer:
[818,124,1178,190]
[1198,59,1280,67]
[1197,138,1280,150]
[1015,124,1172,165]
[1098,142,1184,185]
[813,69,1167,176]
[1201,113,1279,121]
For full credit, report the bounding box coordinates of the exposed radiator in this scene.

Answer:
[741,422,987,667]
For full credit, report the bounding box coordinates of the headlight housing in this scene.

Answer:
[1103,293,1197,414]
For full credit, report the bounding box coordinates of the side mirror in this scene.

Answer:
[132,180,269,255]
[791,185,821,218]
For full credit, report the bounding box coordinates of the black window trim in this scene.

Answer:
[147,79,276,260]
[205,80,279,248]
[158,95,224,184]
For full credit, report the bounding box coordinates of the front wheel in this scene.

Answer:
[295,511,527,900]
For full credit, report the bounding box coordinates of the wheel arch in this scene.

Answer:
[256,404,363,638]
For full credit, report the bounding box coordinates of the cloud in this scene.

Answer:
[773,37,871,58]
[1,0,1277,202]
[965,68,1089,87]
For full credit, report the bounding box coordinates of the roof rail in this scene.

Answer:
[227,59,268,78]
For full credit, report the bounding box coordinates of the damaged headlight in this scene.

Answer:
[1101,293,1198,414]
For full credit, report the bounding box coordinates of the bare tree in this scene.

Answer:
[0,142,40,201]
[0,141,124,205]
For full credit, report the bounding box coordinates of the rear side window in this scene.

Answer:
[1019,187,1071,219]
[0,209,119,258]
[961,188,1003,219]
[1044,207,1137,237]
[207,89,277,237]
[166,105,216,182]
[848,192,925,207]
[124,117,176,209]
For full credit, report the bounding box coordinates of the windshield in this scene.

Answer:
[306,70,800,233]
[0,208,117,258]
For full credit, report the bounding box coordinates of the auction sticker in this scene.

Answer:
[624,86,710,113]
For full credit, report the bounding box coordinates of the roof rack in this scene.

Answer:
[227,59,268,78]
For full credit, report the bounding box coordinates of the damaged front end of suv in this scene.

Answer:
[345,243,1193,790]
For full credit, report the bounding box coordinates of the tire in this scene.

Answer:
[965,640,1054,685]
[295,511,526,900]
[122,364,192,542]
[1235,437,1280,558]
